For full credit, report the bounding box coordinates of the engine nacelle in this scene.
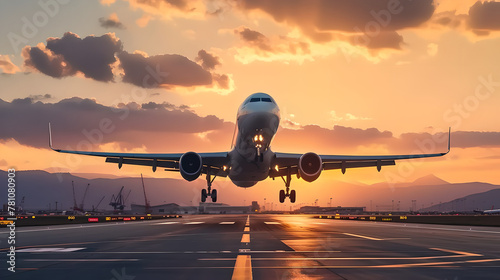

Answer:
[179,152,203,181]
[298,152,323,182]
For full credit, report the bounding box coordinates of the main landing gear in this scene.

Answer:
[278,168,296,203]
[201,168,217,203]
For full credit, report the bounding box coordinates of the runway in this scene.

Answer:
[1,214,500,279]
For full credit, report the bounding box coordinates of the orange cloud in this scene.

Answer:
[136,14,152,28]
[0,55,21,74]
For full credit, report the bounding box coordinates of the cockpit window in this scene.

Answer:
[261,97,272,102]
[250,98,261,102]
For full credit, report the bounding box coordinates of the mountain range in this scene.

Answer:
[1,170,498,212]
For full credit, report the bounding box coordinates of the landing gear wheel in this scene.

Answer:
[201,189,207,202]
[289,190,296,203]
[279,189,285,203]
[211,189,217,202]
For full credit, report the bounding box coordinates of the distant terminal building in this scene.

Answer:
[131,202,255,214]
[131,203,180,215]
[198,202,252,214]
[294,206,365,214]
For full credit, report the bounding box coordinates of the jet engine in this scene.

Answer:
[179,152,203,181]
[298,152,323,182]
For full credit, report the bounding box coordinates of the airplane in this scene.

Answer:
[49,92,450,203]
[474,207,500,215]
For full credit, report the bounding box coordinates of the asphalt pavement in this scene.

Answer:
[1,214,500,279]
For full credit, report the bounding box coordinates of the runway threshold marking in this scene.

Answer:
[155,222,179,225]
[231,255,252,280]
[264,222,280,225]
[343,233,383,241]
[220,222,236,225]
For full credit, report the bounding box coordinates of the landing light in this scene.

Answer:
[223,165,227,171]
[274,165,279,172]
[259,135,263,141]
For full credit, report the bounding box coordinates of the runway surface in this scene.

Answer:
[2,214,500,279]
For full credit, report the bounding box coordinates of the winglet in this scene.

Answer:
[447,127,451,154]
[48,123,58,151]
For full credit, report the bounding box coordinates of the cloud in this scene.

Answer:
[117,51,213,88]
[232,27,312,63]
[0,55,20,74]
[195,49,221,70]
[275,125,394,152]
[236,27,273,51]
[99,0,116,6]
[427,43,438,56]
[451,131,500,148]
[1,96,497,155]
[136,14,152,27]
[22,44,76,78]
[141,101,190,111]
[212,73,231,89]
[236,0,435,43]
[21,32,231,92]
[432,11,467,29]
[125,0,206,20]
[331,111,371,122]
[28,94,53,101]
[0,97,226,150]
[468,1,500,31]
[23,32,122,82]
[99,13,126,29]
[349,30,404,50]
[428,2,500,38]
[276,124,500,154]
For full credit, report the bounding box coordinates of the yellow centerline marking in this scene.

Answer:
[241,234,250,243]
[232,216,252,279]
[231,255,252,280]
[343,233,383,241]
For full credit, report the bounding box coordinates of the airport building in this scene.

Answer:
[294,206,366,214]
[131,202,254,215]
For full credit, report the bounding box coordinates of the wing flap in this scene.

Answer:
[105,157,178,169]
[323,160,395,170]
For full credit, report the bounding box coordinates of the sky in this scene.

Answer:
[1,0,500,200]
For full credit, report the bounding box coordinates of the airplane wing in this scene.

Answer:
[271,128,450,177]
[48,123,229,176]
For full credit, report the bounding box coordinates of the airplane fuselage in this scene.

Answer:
[228,93,280,187]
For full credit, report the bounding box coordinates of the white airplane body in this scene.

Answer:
[49,92,450,203]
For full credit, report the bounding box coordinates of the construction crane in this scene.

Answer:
[78,183,90,212]
[91,196,106,213]
[72,181,82,213]
[110,186,126,213]
[124,189,132,205]
[141,174,152,214]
